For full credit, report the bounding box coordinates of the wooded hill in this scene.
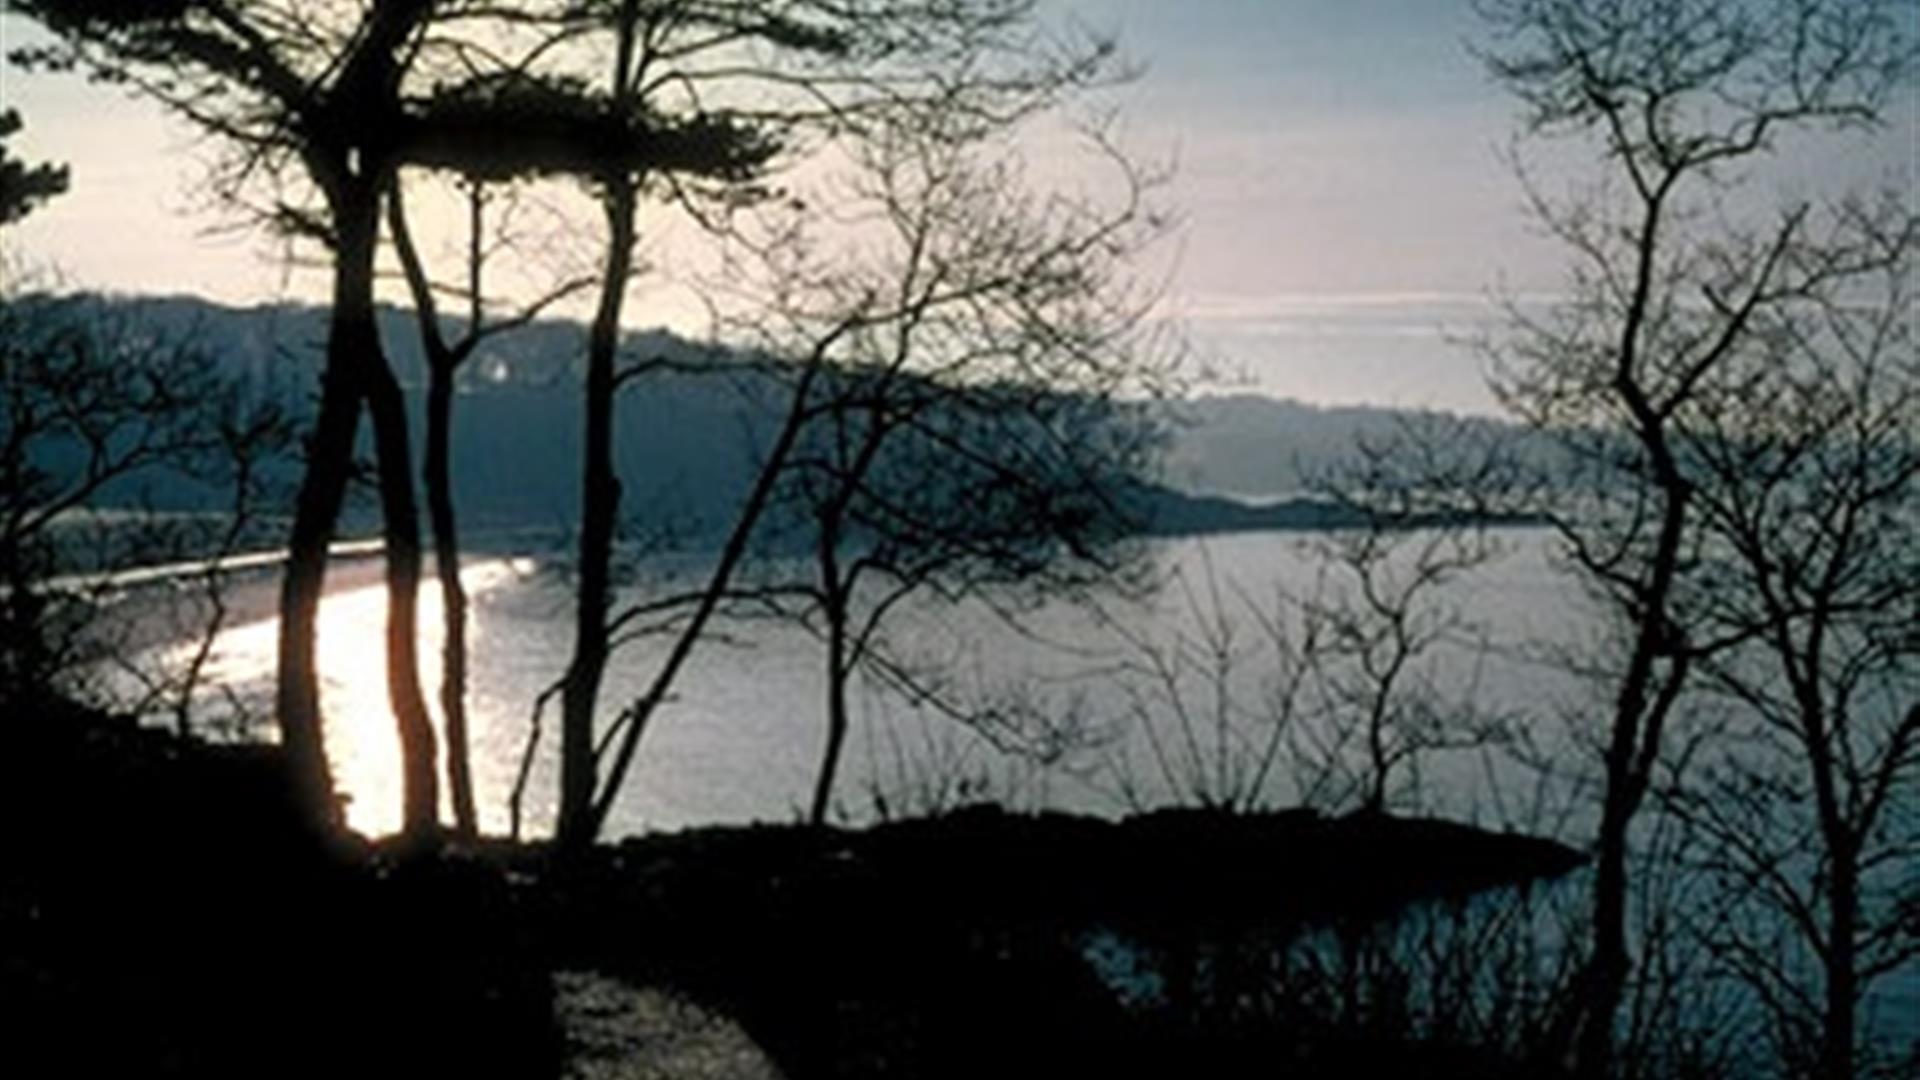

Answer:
[35,293,1534,544]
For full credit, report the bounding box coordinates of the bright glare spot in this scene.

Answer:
[181,560,519,837]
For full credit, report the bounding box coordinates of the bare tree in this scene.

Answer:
[0,290,272,710]
[10,0,463,842]
[100,397,294,737]
[1084,414,1521,818]
[3,130,291,724]
[387,174,590,839]
[1659,207,1919,1080]
[729,114,1173,826]
[436,0,1135,847]
[1292,417,1520,814]
[1092,547,1318,814]
[1472,1,1914,1074]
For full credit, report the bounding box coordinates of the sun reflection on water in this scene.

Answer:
[184,560,522,838]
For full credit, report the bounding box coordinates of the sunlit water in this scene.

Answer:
[167,531,1590,838]
[147,528,1915,1060]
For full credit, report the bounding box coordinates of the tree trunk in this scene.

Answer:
[275,176,438,844]
[1569,405,1690,1080]
[1364,682,1392,814]
[809,582,851,828]
[584,343,834,840]
[275,190,380,835]
[362,339,438,844]
[1821,836,1860,1080]
[388,173,477,840]
[1572,784,1634,1080]
[557,179,636,850]
[425,357,478,839]
[1805,679,1861,1080]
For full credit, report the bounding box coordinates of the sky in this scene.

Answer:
[1,1,1913,413]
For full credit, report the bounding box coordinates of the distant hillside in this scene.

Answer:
[1156,393,1526,500]
[32,294,1530,542]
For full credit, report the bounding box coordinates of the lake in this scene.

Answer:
[129,524,1918,1064]
[159,528,1591,840]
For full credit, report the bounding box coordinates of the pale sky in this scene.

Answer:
[1,1,1912,412]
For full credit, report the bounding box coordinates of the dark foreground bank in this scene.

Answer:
[4,703,1582,1079]
[5,699,555,1078]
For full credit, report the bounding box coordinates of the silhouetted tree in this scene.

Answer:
[0,299,253,709]
[1290,417,1519,814]
[2,118,290,719]
[1659,215,1918,1080]
[1473,1,1914,1075]
[1091,545,1317,814]
[0,116,64,697]
[440,0,1131,847]
[0,108,67,225]
[9,0,454,842]
[735,117,1173,825]
[541,0,779,851]
[1090,415,1518,817]
[387,175,589,839]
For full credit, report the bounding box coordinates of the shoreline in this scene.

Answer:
[92,549,408,662]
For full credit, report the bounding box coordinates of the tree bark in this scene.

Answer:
[809,559,850,827]
[1823,841,1859,1080]
[275,173,439,844]
[558,179,636,850]
[362,336,439,844]
[1573,784,1635,1080]
[388,175,479,839]
[425,352,477,838]
[275,189,379,835]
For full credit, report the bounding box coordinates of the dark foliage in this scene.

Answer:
[534,805,1581,1079]
[0,109,68,225]
[1,702,556,1079]
[405,74,780,182]
[2,695,1584,1078]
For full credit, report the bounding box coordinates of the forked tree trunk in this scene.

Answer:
[276,176,438,843]
[584,339,837,841]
